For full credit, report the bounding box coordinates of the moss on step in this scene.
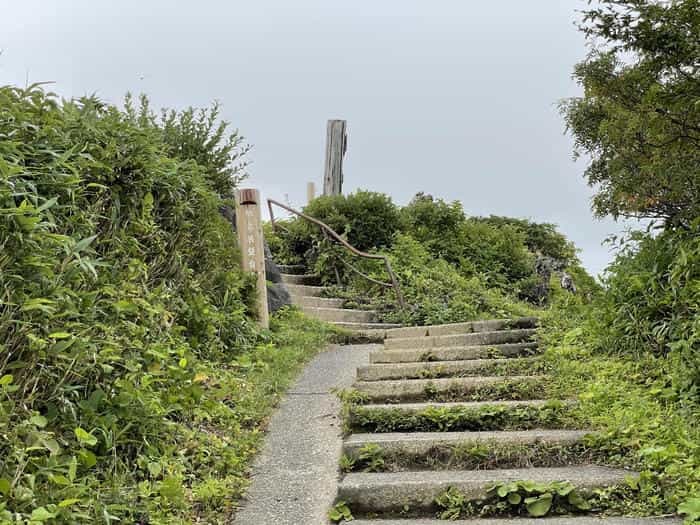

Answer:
[347,401,579,433]
[341,439,601,473]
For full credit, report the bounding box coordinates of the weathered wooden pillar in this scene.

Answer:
[307,181,316,204]
[234,188,269,328]
[323,119,347,196]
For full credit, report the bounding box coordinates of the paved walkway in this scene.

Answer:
[232,343,375,525]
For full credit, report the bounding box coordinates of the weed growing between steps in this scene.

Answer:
[346,401,579,433]
[341,439,602,473]
[355,376,553,404]
[364,356,549,381]
[432,481,661,519]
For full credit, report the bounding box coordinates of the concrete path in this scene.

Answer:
[232,343,376,525]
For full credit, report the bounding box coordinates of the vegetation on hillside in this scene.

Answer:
[0,84,334,524]
[267,191,594,326]
[554,0,700,518]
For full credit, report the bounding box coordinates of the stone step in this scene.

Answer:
[303,306,377,324]
[383,328,537,351]
[285,283,327,297]
[348,400,573,433]
[385,317,539,339]
[370,342,539,364]
[344,429,590,457]
[333,321,403,331]
[276,264,306,275]
[337,465,635,514]
[357,358,537,381]
[280,273,320,285]
[291,295,344,308]
[349,518,682,525]
[353,375,545,402]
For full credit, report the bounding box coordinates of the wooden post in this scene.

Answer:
[234,188,269,328]
[307,181,316,204]
[323,119,347,196]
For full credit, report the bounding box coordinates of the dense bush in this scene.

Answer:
[303,190,400,251]
[0,84,332,524]
[380,235,534,325]
[590,224,700,398]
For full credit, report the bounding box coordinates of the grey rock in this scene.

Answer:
[267,282,292,314]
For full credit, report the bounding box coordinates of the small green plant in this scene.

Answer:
[328,501,354,523]
[486,480,591,516]
[339,454,356,473]
[356,443,385,472]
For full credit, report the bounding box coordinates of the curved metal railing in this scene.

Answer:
[267,199,405,308]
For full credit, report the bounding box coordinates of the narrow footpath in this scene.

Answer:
[232,343,377,525]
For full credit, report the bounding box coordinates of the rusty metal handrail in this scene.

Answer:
[267,199,405,308]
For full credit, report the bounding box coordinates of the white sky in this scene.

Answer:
[0,0,638,276]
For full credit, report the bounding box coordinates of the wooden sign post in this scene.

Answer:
[323,119,347,196]
[234,188,269,328]
[307,181,316,204]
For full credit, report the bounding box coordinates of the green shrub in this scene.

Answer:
[590,224,700,398]
[474,216,577,265]
[399,193,467,264]
[304,190,400,251]
[0,84,332,523]
[381,235,534,325]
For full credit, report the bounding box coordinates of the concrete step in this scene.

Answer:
[333,321,403,331]
[357,358,537,381]
[303,306,377,324]
[356,399,551,414]
[349,518,682,525]
[276,264,306,275]
[383,328,537,351]
[385,317,539,339]
[370,342,539,364]
[285,283,327,297]
[280,273,320,285]
[337,465,635,514]
[348,400,573,433]
[344,429,590,457]
[353,375,545,402]
[291,295,344,308]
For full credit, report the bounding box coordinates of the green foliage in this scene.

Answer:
[398,192,468,263]
[328,501,353,523]
[591,224,700,397]
[435,481,593,519]
[474,216,577,264]
[267,191,591,318]
[561,0,700,225]
[304,190,400,251]
[486,480,591,516]
[0,84,332,523]
[380,234,535,325]
[541,290,700,519]
[354,443,385,473]
[348,400,576,434]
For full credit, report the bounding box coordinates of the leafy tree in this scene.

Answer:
[562,0,700,227]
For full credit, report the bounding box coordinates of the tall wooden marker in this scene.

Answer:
[234,188,269,328]
[323,119,347,196]
[307,181,316,203]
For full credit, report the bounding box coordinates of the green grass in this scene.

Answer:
[538,299,700,520]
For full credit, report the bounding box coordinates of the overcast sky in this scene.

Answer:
[0,0,636,276]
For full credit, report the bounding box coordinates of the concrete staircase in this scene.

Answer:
[334,318,681,523]
[279,264,402,331]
